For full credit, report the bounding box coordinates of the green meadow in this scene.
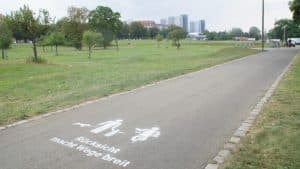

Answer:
[0,40,258,125]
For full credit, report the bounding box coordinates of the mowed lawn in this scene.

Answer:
[224,53,300,169]
[0,40,258,125]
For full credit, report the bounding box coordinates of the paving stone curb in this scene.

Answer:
[203,52,297,169]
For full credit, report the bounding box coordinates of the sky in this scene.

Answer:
[0,0,292,32]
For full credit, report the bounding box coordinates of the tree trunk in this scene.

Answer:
[5,49,8,60]
[2,48,4,60]
[88,45,91,59]
[115,38,119,51]
[103,41,107,49]
[55,45,58,56]
[33,40,38,62]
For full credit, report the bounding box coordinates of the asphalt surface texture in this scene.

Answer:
[0,48,298,169]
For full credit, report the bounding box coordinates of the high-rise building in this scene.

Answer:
[189,19,206,33]
[200,20,206,33]
[175,16,181,27]
[162,14,189,31]
[168,16,176,25]
[190,21,196,33]
[180,14,189,32]
[160,19,167,25]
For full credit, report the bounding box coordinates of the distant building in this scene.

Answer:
[187,32,207,40]
[136,20,156,28]
[200,20,206,33]
[164,15,188,31]
[189,19,206,33]
[160,19,167,25]
[180,14,189,32]
[155,24,169,30]
[168,16,176,25]
[190,21,196,33]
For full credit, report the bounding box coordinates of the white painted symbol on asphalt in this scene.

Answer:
[131,127,160,143]
[90,119,124,137]
[72,120,161,142]
[73,122,92,128]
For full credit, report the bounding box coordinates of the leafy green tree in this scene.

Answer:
[39,9,52,36]
[82,30,103,59]
[5,13,25,42]
[0,13,4,20]
[117,23,130,39]
[57,7,89,50]
[129,22,147,39]
[205,31,217,40]
[159,28,169,38]
[61,20,87,50]
[88,6,122,50]
[289,0,300,23]
[67,6,89,23]
[231,28,244,37]
[155,34,163,47]
[0,21,12,59]
[268,19,300,40]
[7,5,44,62]
[38,35,50,52]
[167,27,187,49]
[148,27,160,39]
[111,20,122,50]
[48,32,64,56]
[249,26,261,40]
[5,8,51,44]
[205,30,233,40]
[217,31,231,40]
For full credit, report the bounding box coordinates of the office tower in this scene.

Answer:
[180,14,189,32]
[168,16,176,25]
[190,21,196,33]
[200,20,206,33]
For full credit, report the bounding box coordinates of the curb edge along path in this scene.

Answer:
[0,50,258,132]
[204,51,298,169]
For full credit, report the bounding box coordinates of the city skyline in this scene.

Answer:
[160,15,205,33]
[0,0,292,32]
[189,20,206,33]
[160,14,189,32]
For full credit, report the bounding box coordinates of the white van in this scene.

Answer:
[288,38,300,45]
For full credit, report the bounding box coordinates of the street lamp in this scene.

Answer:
[262,0,265,51]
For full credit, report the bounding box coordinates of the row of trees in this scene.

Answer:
[4,0,298,61]
[267,0,300,41]
[0,5,123,61]
[268,19,300,40]
[0,5,188,61]
[204,27,261,41]
[117,22,166,39]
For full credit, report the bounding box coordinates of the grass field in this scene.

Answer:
[224,53,300,169]
[0,40,259,125]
